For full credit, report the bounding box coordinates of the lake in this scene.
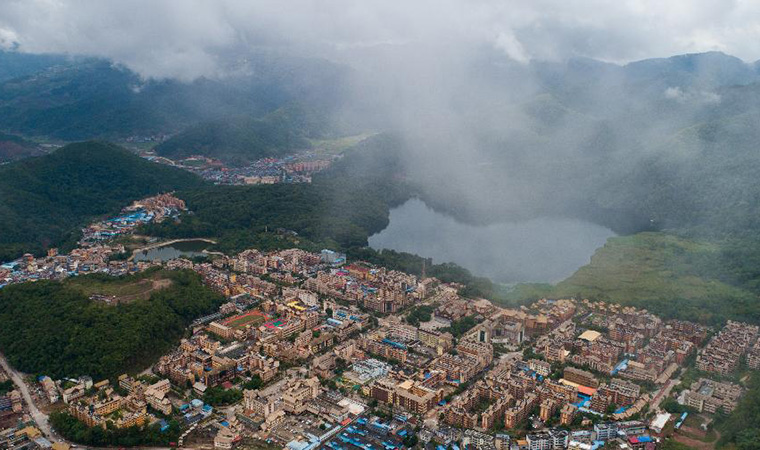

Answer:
[369,198,616,283]
[132,240,211,262]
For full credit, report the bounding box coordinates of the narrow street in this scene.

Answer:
[650,378,679,411]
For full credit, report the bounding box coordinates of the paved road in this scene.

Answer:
[651,378,679,411]
[0,352,53,437]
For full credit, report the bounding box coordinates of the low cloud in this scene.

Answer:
[1,0,760,80]
[665,86,722,104]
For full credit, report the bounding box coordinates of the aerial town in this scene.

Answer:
[141,150,336,185]
[1,194,759,450]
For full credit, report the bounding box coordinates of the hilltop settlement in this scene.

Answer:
[1,195,759,450]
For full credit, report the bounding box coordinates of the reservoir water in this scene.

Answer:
[133,240,211,262]
[369,199,615,283]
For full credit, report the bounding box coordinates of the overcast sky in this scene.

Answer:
[1,0,759,80]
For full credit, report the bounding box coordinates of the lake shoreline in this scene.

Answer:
[369,198,615,284]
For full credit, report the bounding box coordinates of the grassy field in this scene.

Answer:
[498,232,759,325]
[67,269,174,303]
[554,233,750,301]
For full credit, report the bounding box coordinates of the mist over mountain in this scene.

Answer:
[5,4,760,447]
[154,103,335,165]
[3,48,760,240]
[0,51,347,140]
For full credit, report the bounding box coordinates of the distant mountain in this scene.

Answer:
[0,50,69,83]
[4,49,760,246]
[0,141,203,260]
[0,131,42,162]
[0,54,347,140]
[155,103,333,165]
[624,51,757,88]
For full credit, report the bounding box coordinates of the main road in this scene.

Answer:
[0,352,53,437]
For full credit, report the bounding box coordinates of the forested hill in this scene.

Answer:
[0,141,203,261]
[155,103,333,166]
[0,54,347,140]
[0,269,225,379]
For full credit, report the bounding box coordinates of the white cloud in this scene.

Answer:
[665,86,721,104]
[495,31,529,64]
[0,27,18,49]
[0,0,760,79]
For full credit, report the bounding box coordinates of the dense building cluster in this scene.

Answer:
[696,321,759,375]
[3,194,760,450]
[155,151,336,186]
[0,193,187,287]
[80,193,186,245]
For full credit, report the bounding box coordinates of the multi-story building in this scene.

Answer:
[563,367,598,388]
[418,329,454,355]
[282,377,321,414]
[145,380,173,416]
[594,422,619,441]
[526,429,569,450]
[528,359,552,377]
[684,378,743,414]
[243,389,281,420]
[208,321,235,340]
[504,393,538,429]
[560,403,577,426]
[697,321,759,375]
[370,377,444,415]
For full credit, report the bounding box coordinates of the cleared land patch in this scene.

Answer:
[67,269,174,304]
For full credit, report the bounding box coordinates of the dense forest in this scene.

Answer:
[0,269,225,379]
[0,141,203,261]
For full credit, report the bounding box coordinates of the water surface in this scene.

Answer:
[369,199,615,283]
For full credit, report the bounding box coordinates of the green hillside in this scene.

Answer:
[504,232,760,325]
[155,103,331,165]
[0,141,203,261]
[0,56,346,140]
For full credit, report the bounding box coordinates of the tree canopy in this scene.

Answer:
[0,269,224,379]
